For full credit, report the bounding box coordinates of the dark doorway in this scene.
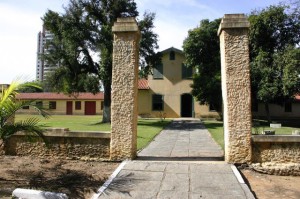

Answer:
[66,101,73,115]
[181,94,193,117]
[85,101,96,115]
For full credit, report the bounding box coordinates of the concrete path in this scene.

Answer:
[138,119,223,159]
[96,119,255,199]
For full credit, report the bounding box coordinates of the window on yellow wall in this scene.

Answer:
[75,101,81,110]
[252,101,258,112]
[209,104,216,112]
[152,94,164,111]
[285,102,292,112]
[36,101,43,108]
[182,63,193,79]
[101,101,104,110]
[153,63,163,79]
[49,101,56,109]
[169,50,175,60]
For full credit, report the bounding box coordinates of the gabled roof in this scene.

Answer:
[17,92,104,100]
[138,79,149,90]
[160,47,183,54]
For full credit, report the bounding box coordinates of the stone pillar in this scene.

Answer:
[110,18,140,160]
[218,14,252,163]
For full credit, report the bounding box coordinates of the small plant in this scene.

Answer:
[0,81,50,148]
[159,112,166,122]
[252,121,261,135]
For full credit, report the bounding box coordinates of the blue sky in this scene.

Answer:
[0,0,285,84]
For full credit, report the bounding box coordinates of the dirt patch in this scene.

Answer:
[241,169,300,199]
[0,156,119,198]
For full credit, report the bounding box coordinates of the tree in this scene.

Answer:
[249,4,300,122]
[183,19,222,114]
[18,81,43,93]
[0,81,49,148]
[42,0,159,123]
[42,5,100,94]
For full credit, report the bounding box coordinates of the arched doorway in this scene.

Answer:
[181,93,193,117]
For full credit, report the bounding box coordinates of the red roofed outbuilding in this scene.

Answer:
[16,79,149,116]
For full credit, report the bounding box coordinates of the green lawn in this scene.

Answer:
[202,120,224,150]
[16,115,111,131]
[15,114,171,150]
[203,119,300,151]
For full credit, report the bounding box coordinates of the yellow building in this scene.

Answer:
[252,99,300,120]
[16,93,104,115]
[137,47,219,118]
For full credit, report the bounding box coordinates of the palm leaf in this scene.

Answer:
[0,80,50,145]
[1,117,45,140]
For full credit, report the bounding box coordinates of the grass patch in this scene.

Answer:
[252,119,300,135]
[16,115,110,131]
[203,119,300,151]
[15,114,171,151]
[137,119,171,150]
[202,120,224,150]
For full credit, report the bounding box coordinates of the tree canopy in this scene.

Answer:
[183,18,222,113]
[183,3,300,121]
[42,0,159,122]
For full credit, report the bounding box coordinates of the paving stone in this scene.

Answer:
[165,163,189,173]
[160,181,189,192]
[144,162,167,172]
[116,170,164,181]
[163,173,189,182]
[101,190,157,199]
[157,190,189,199]
[122,161,149,171]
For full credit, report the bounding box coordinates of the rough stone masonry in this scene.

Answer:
[218,14,252,163]
[110,18,140,160]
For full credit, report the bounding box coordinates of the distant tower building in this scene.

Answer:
[36,27,59,81]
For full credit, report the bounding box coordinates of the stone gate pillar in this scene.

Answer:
[218,14,252,163]
[110,18,140,160]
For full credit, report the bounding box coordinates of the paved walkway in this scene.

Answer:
[138,119,223,159]
[96,119,255,199]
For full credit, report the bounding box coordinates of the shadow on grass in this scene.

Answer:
[88,121,109,126]
[202,121,223,130]
[137,120,171,128]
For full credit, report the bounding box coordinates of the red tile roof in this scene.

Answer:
[138,79,149,90]
[16,80,149,100]
[17,92,104,100]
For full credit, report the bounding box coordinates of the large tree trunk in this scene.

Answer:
[102,82,111,123]
[264,103,271,123]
